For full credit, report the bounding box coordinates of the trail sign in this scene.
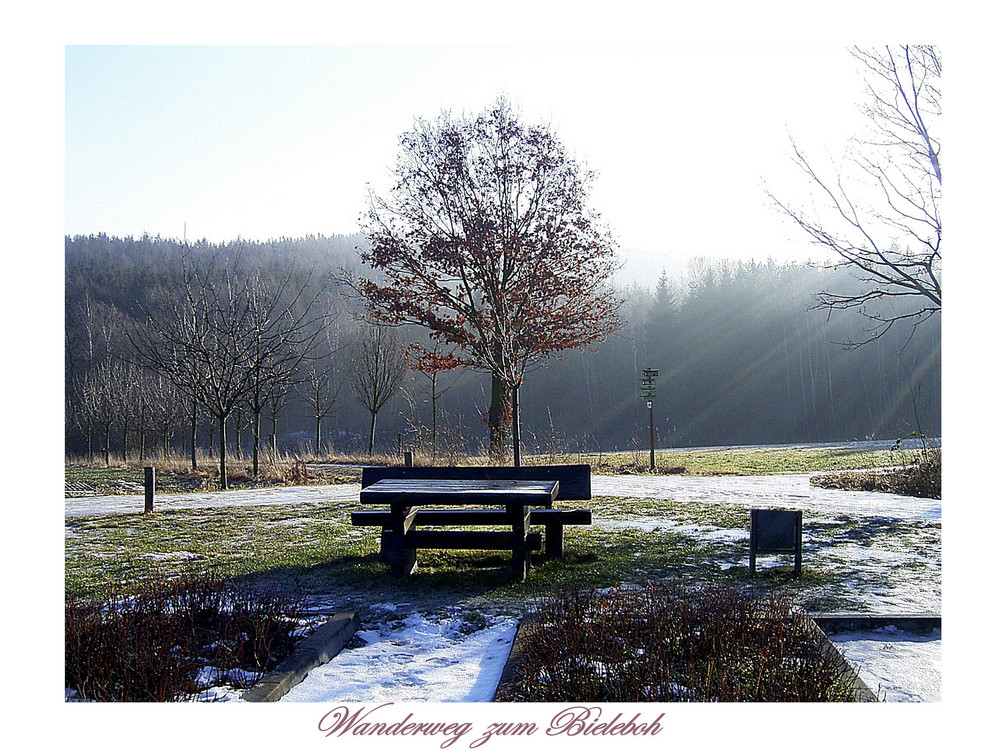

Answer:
[640,368,659,468]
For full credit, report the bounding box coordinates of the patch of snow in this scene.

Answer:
[64,483,361,517]
[591,474,939,520]
[140,551,200,561]
[828,627,941,702]
[195,665,260,688]
[596,516,746,542]
[279,611,518,703]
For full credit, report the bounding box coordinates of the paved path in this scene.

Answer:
[64,483,361,517]
[65,474,939,521]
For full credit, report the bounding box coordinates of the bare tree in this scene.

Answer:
[265,381,291,458]
[769,45,941,346]
[297,359,344,456]
[68,375,98,460]
[242,270,328,475]
[129,256,256,488]
[349,324,407,456]
[80,359,120,466]
[408,342,465,459]
[294,322,348,456]
[146,372,184,458]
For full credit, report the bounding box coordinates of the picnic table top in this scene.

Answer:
[359,478,559,506]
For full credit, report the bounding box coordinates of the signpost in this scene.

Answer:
[641,368,658,470]
[144,466,155,513]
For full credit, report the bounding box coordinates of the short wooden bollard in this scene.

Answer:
[404,450,413,467]
[144,466,155,513]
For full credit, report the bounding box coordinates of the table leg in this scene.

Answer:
[545,523,564,559]
[507,504,531,581]
[385,504,418,576]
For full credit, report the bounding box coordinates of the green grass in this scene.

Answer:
[66,443,916,497]
[65,504,375,599]
[62,500,746,600]
[576,444,915,476]
[65,488,935,615]
[65,465,146,488]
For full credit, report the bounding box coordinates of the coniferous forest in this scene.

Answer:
[64,232,940,460]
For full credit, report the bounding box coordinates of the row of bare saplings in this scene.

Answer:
[65,257,449,487]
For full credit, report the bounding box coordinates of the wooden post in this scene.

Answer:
[404,450,413,467]
[144,466,155,513]
[648,402,655,470]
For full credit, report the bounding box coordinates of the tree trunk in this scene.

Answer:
[252,410,261,477]
[431,378,439,459]
[190,401,198,471]
[488,372,509,463]
[315,415,322,456]
[138,408,146,462]
[367,410,377,456]
[121,415,129,463]
[218,416,228,490]
[511,384,521,467]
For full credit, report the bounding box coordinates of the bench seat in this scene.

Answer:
[351,507,591,558]
[407,530,543,551]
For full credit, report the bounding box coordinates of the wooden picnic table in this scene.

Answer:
[358,478,560,580]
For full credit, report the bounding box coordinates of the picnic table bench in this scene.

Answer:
[351,464,592,580]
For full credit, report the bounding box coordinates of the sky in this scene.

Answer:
[64,43,871,284]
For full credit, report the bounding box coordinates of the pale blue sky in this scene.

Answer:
[65,44,867,282]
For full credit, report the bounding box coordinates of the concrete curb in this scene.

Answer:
[492,616,534,702]
[802,618,878,702]
[241,612,359,702]
[810,613,941,634]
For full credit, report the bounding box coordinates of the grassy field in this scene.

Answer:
[64,498,838,603]
[576,443,915,476]
[66,441,917,495]
[65,442,939,619]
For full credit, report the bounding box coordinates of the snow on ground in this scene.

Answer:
[64,473,938,521]
[591,474,940,520]
[275,615,941,704]
[827,626,941,702]
[64,482,360,517]
[282,607,518,703]
[66,472,941,702]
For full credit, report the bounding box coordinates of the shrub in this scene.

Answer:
[498,581,862,702]
[811,436,941,499]
[65,572,306,702]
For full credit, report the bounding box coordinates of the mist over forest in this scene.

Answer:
[64,232,940,459]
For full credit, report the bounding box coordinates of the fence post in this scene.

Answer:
[144,466,155,513]
[403,450,413,467]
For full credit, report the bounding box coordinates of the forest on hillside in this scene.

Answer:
[64,233,941,461]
